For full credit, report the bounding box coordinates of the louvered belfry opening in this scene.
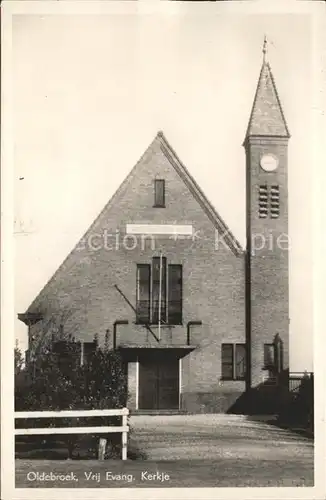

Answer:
[270,184,280,218]
[258,184,280,219]
[258,184,268,218]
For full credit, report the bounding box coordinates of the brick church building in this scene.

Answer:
[19,53,290,413]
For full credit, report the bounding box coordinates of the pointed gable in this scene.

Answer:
[19,131,243,323]
[246,61,290,138]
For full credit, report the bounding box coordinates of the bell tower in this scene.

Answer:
[244,40,290,390]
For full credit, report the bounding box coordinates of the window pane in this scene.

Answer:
[83,341,97,365]
[154,179,165,207]
[235,344,246,380]
[52,341,79,370]
[264,343,275,368]
[221,344,233,379]
[136,264,150,323]
[168,264,182,324]
[52,341,68,355]
[152,257,167,323]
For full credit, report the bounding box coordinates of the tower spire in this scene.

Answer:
[244,41,290,139]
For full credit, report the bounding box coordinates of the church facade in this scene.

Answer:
[19,56,290,413]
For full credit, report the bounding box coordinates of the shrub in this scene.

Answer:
[15,340,128,459]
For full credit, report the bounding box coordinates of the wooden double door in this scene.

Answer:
[138,355,179,410]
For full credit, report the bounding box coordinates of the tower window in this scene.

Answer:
[258,185,268,218]
[154,179,165,207]
[221,343,246,380]
[270,185,280,218]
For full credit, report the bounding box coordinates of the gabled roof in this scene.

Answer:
[157,132,243,255]
[19,132,243,323]
[245,61,290,139]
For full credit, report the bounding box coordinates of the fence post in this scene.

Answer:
[98,438,107,460]
[122,411,128,460]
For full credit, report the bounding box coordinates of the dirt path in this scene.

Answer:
[129,414,313,461]
[15,415,314,488]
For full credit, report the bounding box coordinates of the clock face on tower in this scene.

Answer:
[260,154,279,172]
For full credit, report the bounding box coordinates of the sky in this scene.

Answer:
[12,8,314,371]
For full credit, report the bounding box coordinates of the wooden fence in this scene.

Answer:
[14,407,129,460]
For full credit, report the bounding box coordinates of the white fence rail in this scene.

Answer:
[15,407,129,460]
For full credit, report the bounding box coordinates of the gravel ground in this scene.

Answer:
[15,414,314,488]
[129,414,314,461]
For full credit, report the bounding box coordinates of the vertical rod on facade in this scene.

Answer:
[122,413,128,460]
[158,251,163,341]
[80,341,84,366]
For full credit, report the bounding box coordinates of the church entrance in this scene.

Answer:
[138,354,179,410]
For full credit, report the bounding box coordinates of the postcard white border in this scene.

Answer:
[1,1,325,499]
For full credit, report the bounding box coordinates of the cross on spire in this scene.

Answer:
[262,35,267,62]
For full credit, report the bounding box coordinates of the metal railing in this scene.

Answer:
[289,372,313,393]
[136,300,182,325]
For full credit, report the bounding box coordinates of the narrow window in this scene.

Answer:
[264,343,276,369]
[154,179,165,207]
[221,344,234,380]
[52,341,79,370]
[152,256,167,324]
[83,341,97,365]
[136,264,151,323]
[258,185,268,218]
[270,185,280,218]
[168,264,183,324]
[235,344,246,380]
[52,340,68,354]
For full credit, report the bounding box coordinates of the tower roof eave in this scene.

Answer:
[242,133,291,148]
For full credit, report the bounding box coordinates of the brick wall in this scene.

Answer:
[26,135,246,412]
[245,137,289,388]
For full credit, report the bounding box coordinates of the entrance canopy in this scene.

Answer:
[117,343,197,361]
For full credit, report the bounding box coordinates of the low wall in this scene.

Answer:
[181,392,245,413]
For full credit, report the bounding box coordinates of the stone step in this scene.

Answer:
[131,409,188,416]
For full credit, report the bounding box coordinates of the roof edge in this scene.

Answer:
[157,132,244,256]
[22,136,159,316]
